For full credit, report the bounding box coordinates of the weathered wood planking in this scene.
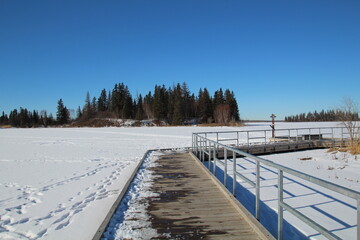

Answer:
[147,152,273,240]
[198,139,349,160]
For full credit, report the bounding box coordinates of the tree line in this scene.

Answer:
[0,98,71,127]
[0,82,240,127]
[0,108,56,127]
[77,82,240,125]
[285,109,359,122]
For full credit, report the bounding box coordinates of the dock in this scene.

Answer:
[147,151,272,239]
[196,139,348,161]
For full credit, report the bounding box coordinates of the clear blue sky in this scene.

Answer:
[1,0,359,120]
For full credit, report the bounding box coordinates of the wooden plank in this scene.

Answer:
[147,152,273,239]
[203,139,350,159]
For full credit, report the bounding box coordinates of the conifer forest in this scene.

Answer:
[0,82,240,127]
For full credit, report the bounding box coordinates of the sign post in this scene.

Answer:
[270,114,276,138]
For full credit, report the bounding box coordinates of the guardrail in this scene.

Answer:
[192,127,360,240]
[193,126,355,148]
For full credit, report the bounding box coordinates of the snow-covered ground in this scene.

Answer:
[208,149,359,239]
[0,122,357,239]
[0,125,240,240]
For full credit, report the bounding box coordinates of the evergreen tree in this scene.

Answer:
[107,90,112,112]
[83,91,92,119]
[91,97,97,115]
[122,93,133,119]
[0,111,8,125]
[143,91,154,119]
[32,110,39,126]
[198,88,213,123]
[97,89,108,112]
[76,106,82,119]
[213,88,225,107]
[225,89,240,121]
[172,84,184,125]
[56,99,69,125]
[135,94,145,120]
[153,85,168,120]
[181,82,192,120]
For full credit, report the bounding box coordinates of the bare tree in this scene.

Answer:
[338,97,359,143]
[143,102,154,119]
[214,104,231,124]
[40,110,48,127]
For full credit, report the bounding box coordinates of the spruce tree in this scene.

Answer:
[225,89,240,121]
[172,84,184,125]
[97,89,107,112]
[198,88,213,123]
[56,99,69,125]
[135,94,145,120]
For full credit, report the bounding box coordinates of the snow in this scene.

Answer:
[0,122,357,239]
[0,126,237,239]
[209,149,359,239]
[103,151,164,240]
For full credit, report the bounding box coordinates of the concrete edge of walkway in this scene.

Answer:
[189,151,275,240]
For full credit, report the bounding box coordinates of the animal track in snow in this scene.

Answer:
[55,219,71,230]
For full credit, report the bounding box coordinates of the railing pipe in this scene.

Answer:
[208,141,211,169]
[233,151,236,196]
[358,200,360,240]
[247,131,249,148]
[213,142,216,174]
[278,169,283,240]
[224,148,228,186]
[256,159,260,221]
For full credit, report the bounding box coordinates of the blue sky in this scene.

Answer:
[0,0,359,120]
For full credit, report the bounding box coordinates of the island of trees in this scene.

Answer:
[0,82,240,127]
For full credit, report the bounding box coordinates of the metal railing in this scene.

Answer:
[193,126,355,148]
[192,127,360,240]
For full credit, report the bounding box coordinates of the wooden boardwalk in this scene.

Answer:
[147,151,272,240]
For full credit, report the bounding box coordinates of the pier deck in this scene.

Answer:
[147,151,272,239]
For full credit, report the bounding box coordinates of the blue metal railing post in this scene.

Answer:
[278,169,284,240]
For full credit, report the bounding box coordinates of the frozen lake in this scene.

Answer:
[0,122,355,239]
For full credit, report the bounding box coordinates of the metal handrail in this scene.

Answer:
[194,126,351,135]
[192,129,360,240]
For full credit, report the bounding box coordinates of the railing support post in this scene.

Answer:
[247,131,250,148]
[296,129,299,142]
[357,199,360,240]
[256,160,260,221]
[213,143,216,174]
[208,141,211,169]
[224,148,228,187]
[288,129,290,142]
[264,130,267,145]
[201,137,204,162]
[278,169,284,240]
[233,151,236,196]
[237,132,239,146]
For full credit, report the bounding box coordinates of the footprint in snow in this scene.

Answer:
[53,213,70,224]
[12,217,30,225]
[55,219,71,230]
[37,229,47,238]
